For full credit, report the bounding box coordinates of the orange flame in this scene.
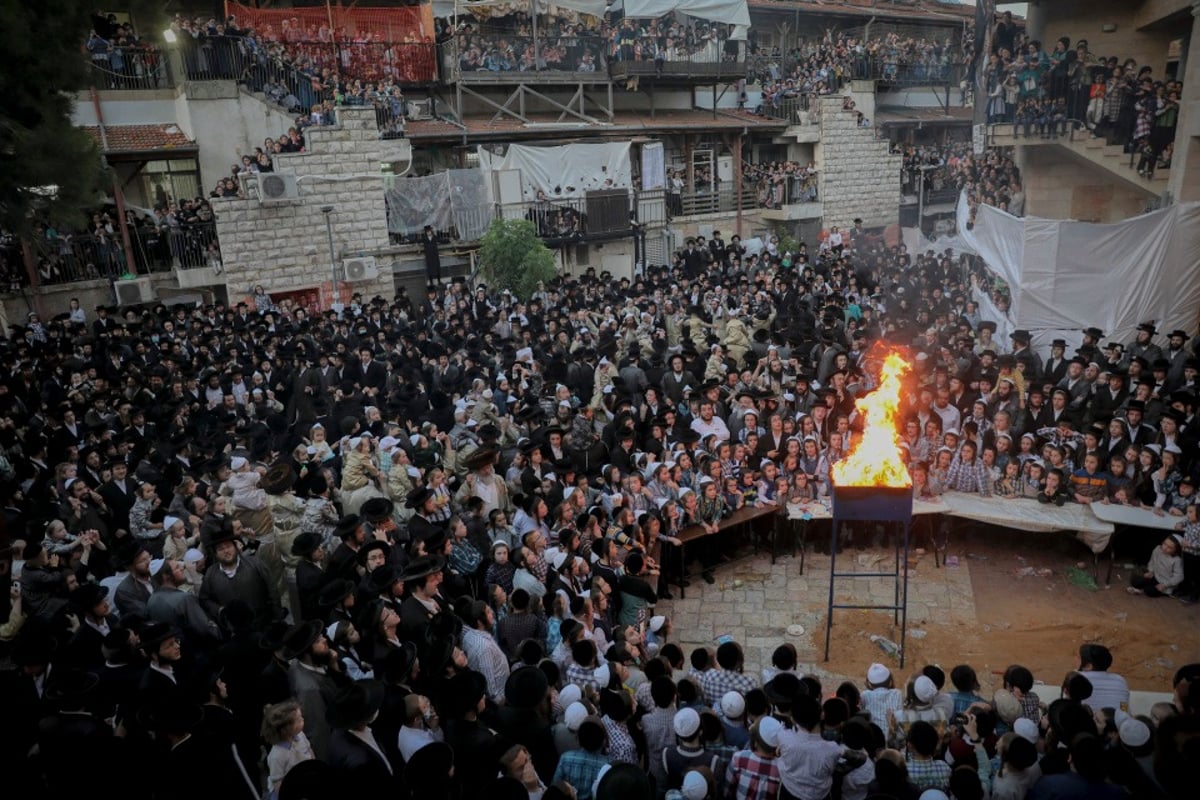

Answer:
[831,351,913,488]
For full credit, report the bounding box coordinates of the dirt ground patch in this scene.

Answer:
[813,529,1200,693]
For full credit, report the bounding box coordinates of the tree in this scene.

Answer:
[478,217,558,301]
[0,0,132,238]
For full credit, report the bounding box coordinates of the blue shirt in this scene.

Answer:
[552,749,610,800]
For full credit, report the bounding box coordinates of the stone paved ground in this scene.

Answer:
[656,544,979,688]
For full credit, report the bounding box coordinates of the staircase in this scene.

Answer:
[988,125,1169,197]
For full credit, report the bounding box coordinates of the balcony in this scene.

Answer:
[449,36,613,84]
[756,174,822,222]
[609,46,746,84]
[22,223,219,287]
[87,47,174,90]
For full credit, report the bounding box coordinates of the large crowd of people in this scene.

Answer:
[983,11,1182,175]
[2,209,1199,800]
[753,28,972,117]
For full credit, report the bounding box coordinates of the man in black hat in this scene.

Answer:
[1164,329,1191,390]
[421,225,441,286]
[292,531,327,622]
[405,488,443,545]
[199,522,279,629]
[1057,356,1092,413]
[328,679,403,791]
[327,514,367,582]
[399,555,447,641]
[64,583,117,669]
[1127,322,1163,366]
[1043,338,1070,386]
[1088,369,1129,424]
[284,620,339,760]
[1009,329,1042,382]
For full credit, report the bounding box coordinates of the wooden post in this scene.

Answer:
[733,133,743,236]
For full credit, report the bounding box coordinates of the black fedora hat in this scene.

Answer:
[365,564,404,595]
[401,554,445,583]
[504,665,549,708]
[262,462,297,495]
[139,693,205,733]
[259,620,292,652]
[140,622,181,650]
[290,530,323,557]
[763,672,803,706]
[361,497,395,523]
[356,539,392,567]
[318,579,356,609]
[205,521,242,548]
[279,620,325,661]
[405,487,433,510]
[334,514,362,540]
[420,526,448,554]
[382,641,419,684]
[462,446,500,471]
[331,679,385,728]
[44,668,100,703]
[69,582,109,611]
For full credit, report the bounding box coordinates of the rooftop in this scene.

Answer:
[748,0,976,23]
[81,123,197,158]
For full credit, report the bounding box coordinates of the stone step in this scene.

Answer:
[1102,145,1127,157]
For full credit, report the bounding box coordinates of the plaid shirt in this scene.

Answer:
[944,458,992,496]
[905,757,951,792]
[725,749,781,800]
[603,716,639,765]
[552,749,610,800]
[1018,689,1042,725]
[567,662,601,693]
[700,668,758,708]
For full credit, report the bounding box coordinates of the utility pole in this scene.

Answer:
[321,206,342,316]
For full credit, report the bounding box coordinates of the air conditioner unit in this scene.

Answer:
[113,276,156,307]
[343,256,379,282]
[406,99,433,120]
[257,172,299,205]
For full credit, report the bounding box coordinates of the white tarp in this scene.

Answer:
[957,192,1200,359]
[614,0,750,28]
[478,142,632,201]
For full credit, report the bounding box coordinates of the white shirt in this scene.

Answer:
[397,724,444,762]
[1078,670,1130,711]
[690,415,731,444]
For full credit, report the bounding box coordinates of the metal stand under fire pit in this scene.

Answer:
[824,485,913,668]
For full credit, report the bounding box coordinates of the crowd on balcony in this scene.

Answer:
[86,14,167,89]
[449,11,739,75]
[2,197,1200,799]
[894,142,1024,222]
[5,200,224,287]
[982,10,1182,175]
[753,27,972,118]
[743,161,819,209]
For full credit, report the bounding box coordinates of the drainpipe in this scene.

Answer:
[90,86,139,277]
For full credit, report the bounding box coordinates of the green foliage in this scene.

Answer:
[478,217,558,300]
[0,0,140,237]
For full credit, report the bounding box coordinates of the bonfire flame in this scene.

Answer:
[831,351,913,488]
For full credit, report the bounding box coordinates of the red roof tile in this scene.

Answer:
[82,124,196,154]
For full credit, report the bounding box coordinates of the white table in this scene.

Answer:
[1089,501,1182,532]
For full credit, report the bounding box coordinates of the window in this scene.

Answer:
[139,158,200,209]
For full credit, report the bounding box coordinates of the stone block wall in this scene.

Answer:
[213,108,407,305]
[816,97,902,231]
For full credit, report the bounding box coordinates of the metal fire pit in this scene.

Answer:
[824,484,913,667]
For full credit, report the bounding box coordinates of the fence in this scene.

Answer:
[25,224,220,286]
[87,47,173,90]
[671,185,759,218]
[452,34,610,76]
[609,43,746,81]
[746,171,820,208]
[759,93,819,124]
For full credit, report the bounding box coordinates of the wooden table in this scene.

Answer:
[673,504,780,598]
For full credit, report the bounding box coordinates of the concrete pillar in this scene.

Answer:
[1168,3,1200,203]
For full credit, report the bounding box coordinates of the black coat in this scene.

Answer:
[328,727,405,794]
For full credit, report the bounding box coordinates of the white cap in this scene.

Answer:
[599,357,611,366]
[867,663,890,685]
[183,548,204,564]
[1013,717,1039,744]
[681,771,708,800]
[231,456,247,470]
[558,683,582,709]
[564,702,589,732]
[913,675,938,703]
[552,550,571,571]
[163,516,181,531]
[649,615,666,633]
[721,691,746,719]
[466,419,478,427]
[919,792,949,800]
[516,347,534,363]
[482,389,494,400]
[757,716,782,748]
[674,707,701,738]
[409,434,423,447]
[593,664,611,689]
[1119,718,1151,748]
[379,436,400,451]
[149,558,167,577]
[603,384,614,394]
[348,437,362,450]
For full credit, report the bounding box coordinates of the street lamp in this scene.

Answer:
[321,206,342,316]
